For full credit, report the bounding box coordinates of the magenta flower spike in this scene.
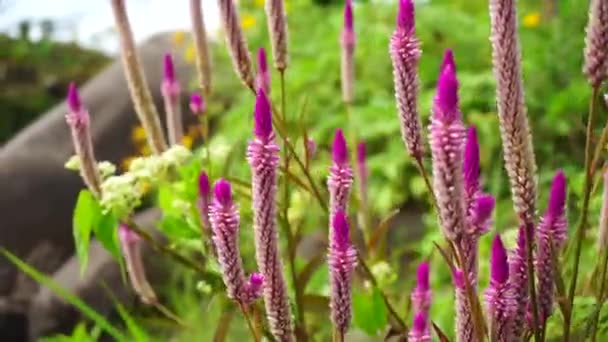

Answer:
[440,48,456,74]
[411,262,432,315]
[463,126,481,202]
[452,268,474,342]
[429,52,467,242]
[535,170,567,325]
[264,0,289,71]
[340,0,355,104]
[507,225,530,340]
[190,92,206,115]
[328,211,357,337]
[584,0,608,87]
[197,171,211,230]
[328,129,354,242]
[209,179,263,305]
[256,47,271,96]
[246,89,293,341]
[119,223,157,305]
[65,83,103,197]
[408,312,432,342]
[356,141,368,208]
[161,53,183,145]
[218,0,255,90]
[485,235,515,341]
[390,0,423,160]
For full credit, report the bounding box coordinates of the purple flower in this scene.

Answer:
[65,83,102,197]
[452,268,474,342]
[190,92,206,114]
[209,179,263,305]
[218,0,255,90]
[485,235,515,341]
[507,225,530,340]
[161,53,183,145]
[340,0,355,103]
[356,141,368,208]
[489,0,538,224]
[264,0,289,71]
[463,126,481,201]
[197,171,212,230]
[328,211,357,336]
[256,48,271,96]
[584,0,608,87]
[408,312,432,342]
[246,90,293,340]
[390,0,423,160]
[429,51,467,241]
[328,129,354,241]
[534,170,567,325]
[411,262,432,315]
[119,223,157,304]
[440,48,456,74]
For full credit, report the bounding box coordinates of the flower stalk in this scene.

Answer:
[190,0,212,96]
[161,53,183,146]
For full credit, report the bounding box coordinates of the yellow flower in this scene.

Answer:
[181,135,194,150]
[184,42,196,64]
[130,125,147,143]
[138,144,152,156]
[172,31,186,46]
[523,12,541,28]
[121,156,136,171]
[254,0,264,7]
[241,14,256,30]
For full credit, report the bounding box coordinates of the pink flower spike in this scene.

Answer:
[397,0,415,33]
[257,47,271,95]
[440,48,456,73]
[214,178,233,206]
[434,60,460,122]
[343,0,354,35]
[254,89,273,140]
[332,129,349,166]
[408,312,431,342]
[463,126,480,196]
[163,53,176,84]
[491,235,509,284]
[411,262,432,315]
[199,171,210,198]
[67,82,82,114]
[190,92,206,114]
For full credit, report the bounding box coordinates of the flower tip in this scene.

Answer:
[163,53,175,82]
[440,48,456,73]
[332,129,349,165]
[254,89,273,139]
[490,235,509,284]
[249,272,264,287]
[332,210,350,246]
[357,141,366,164]
[464,126,480,184]
[397,0,415,32]
[475,194,496,221]
[119,224,139,244]
[199,171,210,197]
[190,92,205,114]
[548,170,567,217]
[416,262,430,291]
[67,82,81,113]
[434,61,459,121]
[213,178,233,206]
[412,311,427,333]
[343,0,354,32]
[257,47,268,73]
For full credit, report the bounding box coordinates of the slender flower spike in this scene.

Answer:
[506,225,530,340]
[257,48,271,96]
[110,0,167,154]
[340,0,355,104]
[584,0,608,87]
[535,170,567,325]
[197,171,211,230]
[328,211,357,337]
[598,172,608,253]
[452,269,474,342]
[264,0,289,71]
[429,53,467,241]
[489,0,537,225]
[463,126,481,202]
[411,262,432,315]
[161,53,183,145]
[408,312,432,342]
[389,0,423,160]
[246,89,293,341]
[328,129,354,242]
[217,0,255,90]
[190,0,212,95]
[485,235,515,341]
[65,83,103,198]
[119,223,157,305]
[190,92,206,115]
[209,179,263,305]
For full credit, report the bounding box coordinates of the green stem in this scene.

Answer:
[525,220,542,342]
[590,246,608,341]
[565,86,600,341]
[239,303,260,342]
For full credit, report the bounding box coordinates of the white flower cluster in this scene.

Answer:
[64,156,116,180]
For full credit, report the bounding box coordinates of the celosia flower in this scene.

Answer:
[535,170,567,325]
[452,269,474,342]
[390,0,423,160]
[246,89,294,340]
[340,0,355,104]
[119,223,157,304]
[257,47,271,95]
[507,225,530,340]
[429,51,467,241]
[583,0,608,87]
[485,235,515,341]
[489,0,537,225]
[209,179,263,305]
[408,312,431,342]
[463,126,481,203]
[356,141,368,209]
[328,129,354,242]
[217,0,255,90]
[598,172,608,253]
[197,171,211,230]
[190,0,212,95]
[161,53,183,145]
[411,262,432,315]
[190,92,206,115]
[65,83,103,198]
[264,0,289,71]
[328,211,357,337]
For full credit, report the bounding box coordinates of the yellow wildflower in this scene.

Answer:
[181,135,194,150]
[241,14,256,30]
[172,31,186,46]
[121,156,137,171]
[184,42,196,64]
[523,12,541,28]
[130,125,147,143]
[138,144,152,156]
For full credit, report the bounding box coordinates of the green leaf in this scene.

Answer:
[1,249,127,342]
[93,212,120,261]
[352,286,387,336]
[73,190,101,275]
[158,214,200,241]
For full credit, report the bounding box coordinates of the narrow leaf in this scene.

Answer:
[73,190,101,275]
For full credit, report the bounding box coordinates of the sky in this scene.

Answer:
[0,0,221,54]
